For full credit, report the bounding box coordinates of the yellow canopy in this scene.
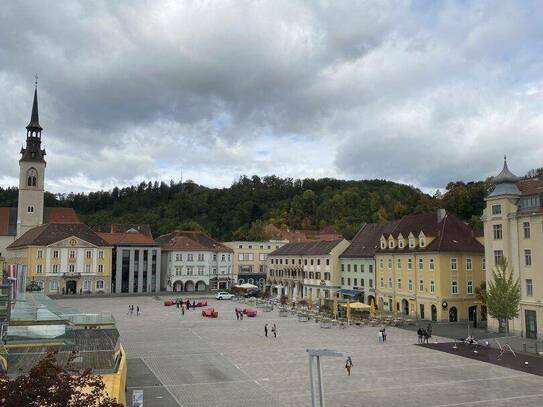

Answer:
[339,302,371,310]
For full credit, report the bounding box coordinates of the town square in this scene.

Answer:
[3,1,543,406]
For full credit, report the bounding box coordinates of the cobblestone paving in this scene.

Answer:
[57,296,543,406]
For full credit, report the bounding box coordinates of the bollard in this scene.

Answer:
[523,342,527,352]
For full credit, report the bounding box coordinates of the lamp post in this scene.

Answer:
[306,349,344,407]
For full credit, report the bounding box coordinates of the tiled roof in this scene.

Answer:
[378,211,483,254]
[156,230,233,252]
[262,224,343,242]
[269,239,344,256]
[517,178,543,195]
[43,207,80,224]
[97,230,156,246]
[7,223,109,249]
[0,207,80,236]
[340,221,400,258]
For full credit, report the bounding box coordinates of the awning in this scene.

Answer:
[337,289,363,297]
[339,302,370,310]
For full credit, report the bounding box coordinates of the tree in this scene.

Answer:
[475,280,487,304]
[0,349,123,407]
[486,258,520,334]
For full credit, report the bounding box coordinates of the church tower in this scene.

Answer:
[17,81,46,237]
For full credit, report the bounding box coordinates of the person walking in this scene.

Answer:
[378,329,383,343]
[181,303,185,315]
[136,306,140,316]
[272,324,277,338]
[423,329,430,344]
[176,299,179,309]
[345,356,353,376]
[382,327,387,342]
[127,305,131,315]
[235,309,239,320]
[186,301,190,311]
[264,323,268,337]
[417,328,423,344]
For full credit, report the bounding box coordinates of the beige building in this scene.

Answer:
[376,210,485,323]
[223,240,288,289]
[483,158,543,338]
[267,239,350,300]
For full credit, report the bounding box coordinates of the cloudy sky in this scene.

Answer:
[1,0,543,194]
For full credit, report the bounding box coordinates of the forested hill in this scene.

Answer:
[0,176,490,241]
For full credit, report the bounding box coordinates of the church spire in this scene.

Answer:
[26,76,42,133]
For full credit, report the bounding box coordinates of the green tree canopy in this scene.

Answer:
[486,258,520,333]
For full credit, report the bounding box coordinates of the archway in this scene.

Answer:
[66,280,77,295]
[449,307,458,322]
[401,299,409,315]
[431,305,437,321]
[367,295,375,306]
[173,281,183,292]
[195,281,206,292]
[185,280,195,292]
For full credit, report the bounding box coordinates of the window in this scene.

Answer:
[388,278,392,288]
[397,259,401,269]
[419,238,425,248]
[429,258,435,271]
[494,250,504,265]
[451,281,458,294]
[98,250,104,259]
[380,259,384,269]
[248,245,252,249]
[419,280,424,291]
[213,254,217,261]
[198,266,204,275]
[324,272,330,280]
[418,258,424,270]
[353,264,357,272]
[380,278,384,288]
[347,264,351,272]
[49,280,59,291]
[388,239,395,249]
[407,259,412,270]
[53,250,59,259]
[52,264,59,273]
[430,280,435,293]
[304,259,307,265]
[317,259,321,266]
[98,264,104,273]
[187,266,193,276]
[523,222,531,239]
[187,254,194,262]
[176,253,183,261]
[398,239,404,249]
[198,253,204,261]
[27,205,34,213]
[482,257,486,271]
[83,280,92,291]
[380,240,386,249]
[259,253,267,261]
[388,259,392,269]
[369,265,373,273]
[238,244,243,249]
[36,264,42,273]
[27,168,37,187]
[341,264,345,272]
[491,204,501,215]
[408,280,413,291]
[354,278,358,286]
[409,238,415,248]
[341,277,345,285]
[68,264,75,273]
[466,258,472,272]
[326,259,330,266]
[85,264,91,273]
[69,250,76,259]
[493,224,503,240]
[526,279,533,297]
[37,250,43,259]
[525,249,532,266]
[450,258,457,271]
[397,278,401,289]
[96,280,104,290]
[347,278,351,285]
[369,279,373,288]
[467,281,473,294]
[86,250,92,259]
[310,259,314,266]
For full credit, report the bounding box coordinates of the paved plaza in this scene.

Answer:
[57,296,543,407]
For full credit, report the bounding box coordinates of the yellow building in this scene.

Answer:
[5,223,113,295]
[483,158,543,338]
[223,240,288,289]
[376,210,485,323]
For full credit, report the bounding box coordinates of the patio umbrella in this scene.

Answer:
[370,302,376,319]
[239,283,258,290]
[333,298,338,319]
[339,302,370,310]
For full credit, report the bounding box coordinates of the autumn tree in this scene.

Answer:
[0,349,124,407]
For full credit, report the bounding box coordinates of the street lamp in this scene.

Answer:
[306,348,344,407]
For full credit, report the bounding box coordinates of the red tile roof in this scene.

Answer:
[7,223,109,249]
[156,231,233,252]
[0,207,80,236]
[97,231,156,246]
[340,221,400,258]
[517,178,543,195]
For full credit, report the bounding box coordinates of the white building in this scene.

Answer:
[156,230,233,292]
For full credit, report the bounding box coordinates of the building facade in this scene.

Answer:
[482,159,543,338]
[96,224,161,294]
[339,222,398,304]
[5,223,113,295]
[223,240,288,289]
[267,239,350,301]
[157,231,233,292]
[375,210,485,323]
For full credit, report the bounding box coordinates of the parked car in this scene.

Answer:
[26,281,42,292]
[243,289,260,298]
[202,308,219,318]
[215,292,234,300]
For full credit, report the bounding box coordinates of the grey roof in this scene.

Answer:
[488,157,521,197]
[26,86,42,131]
[340,221,399,258]
[269,239,344,256]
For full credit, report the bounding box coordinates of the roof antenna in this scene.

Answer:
[34,74,38,88]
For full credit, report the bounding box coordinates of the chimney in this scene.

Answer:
[437,208,446,223]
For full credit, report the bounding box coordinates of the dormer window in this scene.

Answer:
[398,239,404,249]
[388,238,395,249]
[409,238,415,248]
[419,238,425,248]
[380,238,386,250]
